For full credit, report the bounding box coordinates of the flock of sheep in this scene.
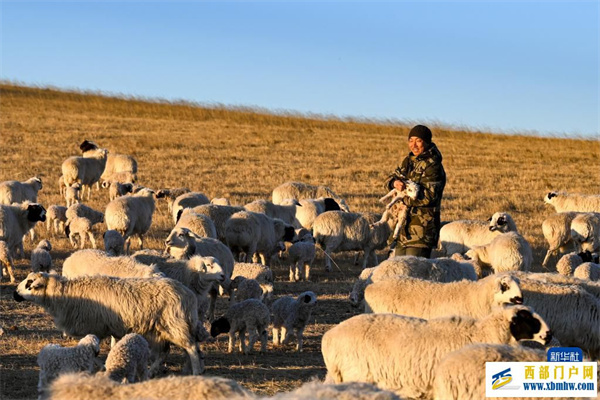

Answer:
[1,139,600,400]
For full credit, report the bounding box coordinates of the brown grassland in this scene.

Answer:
[0,83,598,399]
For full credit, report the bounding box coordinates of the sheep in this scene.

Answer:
[62,249,163,279]
[211,197,230,206]
[272,181,350,212]
[210,298,270,354]
[294,197,343,230]
[37,334,101,396]
[437,212,518,256]
[65,203,104,226]
[225,211,296,265]
[0,176,43,205]
[175,208,217,239]
[190,203,245,242]
[103,229,125,256]
[244,198,300,226]
[272,291,317,352]
[321,305,552,399]
[433,344,549,400]
[363,274,523,317]
[61,146,108,200]
[287,236,316,282]
[101,151,138,181]
[231,276,264,303]
[544,191,600,213]
[376,179,420,241]
[45,205,67,235]
[510,271,600,301]
[42,372,255,400]
[541,211,579,268]
[104,333,149,384]
[574,262,600,281]
[64,183,81,207]
[556,250,597,275]
[14,272,205,376]
[231,262,274,299]
[465,231,532,274]
[0,240,15,283]
[65,216,97,249]
[101,180,133,201]
[171,192,210,223]
[0,202,46,259]
[101,171,137,185]
[58,175,67,197]
[155,187,191,213]
[571,212,600,253]
[105,188,156,254]
[31,239,52,273]
[267,381,404,400]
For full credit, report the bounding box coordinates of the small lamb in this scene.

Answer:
[65,183,81,207]
[103,230,125,256]
[378,177,420,241]
[65,216,97,249]
[231,276,264,303]
[287,235,316,282]
[556,250,598,276]
[102,181,133,201]
[0,240,15,283]
[46,205,68,235]
[272,291,317,352]
[31,239,52,273]
[104,333,150,384]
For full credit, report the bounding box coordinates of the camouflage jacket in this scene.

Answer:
[384,142,446,249]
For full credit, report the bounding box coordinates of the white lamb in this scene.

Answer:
[65,183,81,207]
[45,205,67,235]
[210,298,270,354]
[377,178,420,242]
[294,197,343,230]
[231,262,274,300]
[272,181,350,212]
[0,240,15,283]
[101,151,138,183]
[103,230,125,256]
[545,191,600,213]
[465,231,532,274]
[104,333,149,383]
[0,176,43,205]
[37,334,101,396]
[574,262,600,281]
[287,236,316,282]
[571,212,600,253]
[272,291,317,352]
[174,208,217,239]
[66,203,104,226]
[65,216,97,249]
[541,211,579,268]
[31,239,52,273]
[231,276,264,303]
[62,249,163,279]
[171,192,210,223]
[322,305,552,399]
[556,250,597,276]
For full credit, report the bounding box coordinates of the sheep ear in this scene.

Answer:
[210,318,230,337]
[486,217,493,222]
[509,308,542,341]
[324,198,341,212]
[176,209,184,223]
[547,192,557,199]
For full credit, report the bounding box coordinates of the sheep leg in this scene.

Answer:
[227,331,235,353]
[124,236,131,255]
[88,232,96,249]
[542,249,556,268]
[239,328,247,353]
[289,264,296,282]
[304,263,311,281]
[281,326,291,344]
[296,328,304,352]
[69,233,77,249]
[207,287,217,322]
[353,251,360,265]
[148,343,170,378]
[247,329,258,354]
[260,328,268,353]
[295,261,302,281]
[2,260,15,283]
[183,343,204,375]
[273,327,280,346]
[362,248,372,269]
[137,234,144,250]
[323,247,333,272]
[79,232,86,249]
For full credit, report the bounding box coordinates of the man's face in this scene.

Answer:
[408,136,427,157]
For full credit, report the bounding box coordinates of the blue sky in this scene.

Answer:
[1,1,598,137]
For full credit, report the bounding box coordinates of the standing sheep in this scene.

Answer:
[58,175,66,197]
[61,147,108,200]
[465,231,532,274]
[287,236,316,282]
[544,191,600,213]
[244,198,300,226]
[171,192,210,223]
[31,239,52,273]
[45,205,67,235]
[101,181,133,201]
[541,211,579,268]
[62,249,163,279]
[64,183,81,207]
[272,181,350,212]
[0,177,43,205]
[155,187,191,213]
[294,197,342,230]
[191,204,245,243]
[272,291,317,352]
[322,305,552,399]
[231,262,274,300]
[101,153,138,182]
[103,230,125,256]
[104,333,150,384]
[570,212,600,253]
[66,204,104,226]
[175,208,217,239]
[65,216,97,249]
[230,276,264,303]
[0,203,46,259]
[0,240,15,283]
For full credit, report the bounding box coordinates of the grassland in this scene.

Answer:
[0,83,598,399]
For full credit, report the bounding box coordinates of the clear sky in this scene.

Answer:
[1,1,598,137]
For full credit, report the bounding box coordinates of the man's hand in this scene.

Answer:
[393,179,406,191]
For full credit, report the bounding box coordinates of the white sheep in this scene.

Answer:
[231,262,274,300]
[15,272,205,376]
[103,229,125,256]
[556,250,597,275]
[377,179,420,241]
[174,208,217,239]
[105,187,156,254]
[64,183,81,207]
[574,262,600,281]
[541,211,579,268]
[465,231,532,274]
[66,203,104,225]
[191,203,245,242]
[101,180,133,201]
[231,276,264,303]
[104,333,149,384]
[294,197,343,230]
[0,239,15,283]
[61,146,108,200]
[245,198,299,226]
[0,202,46,259]
[363,274,523,317]
[62,249,163,279]
[43,372,254,400]
[210,298,270,354]
[65,216,97,249]
[45,205,67,235]
[545,191,600,213]
[101,151,138,182]
[171,192,210,223]
[155,187,191,213]
[571,212,600,253]
[31,239,52,273]
[272,181,350,212]
[287,237,316,282]
[272,291,317,352]
[510,271,600,301]
[37,334,101,396]
[322,305,552,399]
[211,197,230,206]
[437,212,518,256]
[0,177,43,205]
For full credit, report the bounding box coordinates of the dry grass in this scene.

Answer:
[0,83,598,399]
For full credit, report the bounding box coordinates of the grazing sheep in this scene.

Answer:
[541,212,579,268]
[294,197,342,230]
[465,231,532,274]
[363,274,523,316]
[272,291,317,352]
[287,237,316,282]
[43,372,254,400]
[574,262,600,281]
[272,181,350,212]
[231,276,264,303]
[437,212,518,256]
[171,192,210,223]
[210,298,270,354]
[545,191,600,213]
[175,208,217,239]
[66,203,104,226]
[65,183,81,207]
[571,212,600,253]
[105,188,156,254]
[15,272,205,376]
[556,250,597,275]
[46,205,67,235]
[65,216,97,249]
[322,305,552,399]
[211,197,230,206]
[37,334,101,396]
[104,333,149,384]
[58,175,67,197]
[0,177,43,205]
[0,202,46,258]
[0,240,15,283]
[267,381,404,400]
[191,204,245,242]
[101,180,133,201]
[61,146,108,200]
[62,249,163,279]
[103,230,125,256]
[31,239,52,273]
[245,198,300,226]
[155,187,191,213]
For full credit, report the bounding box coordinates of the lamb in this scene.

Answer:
[363,274,523,317]
[61,146,108,200]
[465,231,532,274]
[570,212,600,253]
[64,183,81,207]
[437,212,518,256]
[105,188,156,254]
[287,236,316,282]
[272,181,350,212]
[45,205,67,235]
[103,230,125,256]
[171,192,210,223]
[544,191,600,213]
[231,262,274,299]
[244,198,300,226]
[42,372,254,400]
[210,298,270,354]
[37,334,101,396]
[556,250,597,275]
[267,381,404,400]
[66,203,104,226]
[0,177,43,205]
[65,216,97,249]
[101,180,133,201]
[15,272,205,375]
[155,187,191,213]
[541,212,579,268]
[0,240,15,283]
[376,179,420,241]
[58,175,67,197]
[574,262,600,281]
[294,197,343,230]
[272,291,317,352]
[231,276,264,303]
[62,249,163,279]
[175,208,217,239]
[190,203,245,242]
[31,240,52,273]
[0,202,46,259]
[321,305,552,399]
[104,333,149,384]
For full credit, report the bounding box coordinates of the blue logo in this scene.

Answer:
[492,368,513,390]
